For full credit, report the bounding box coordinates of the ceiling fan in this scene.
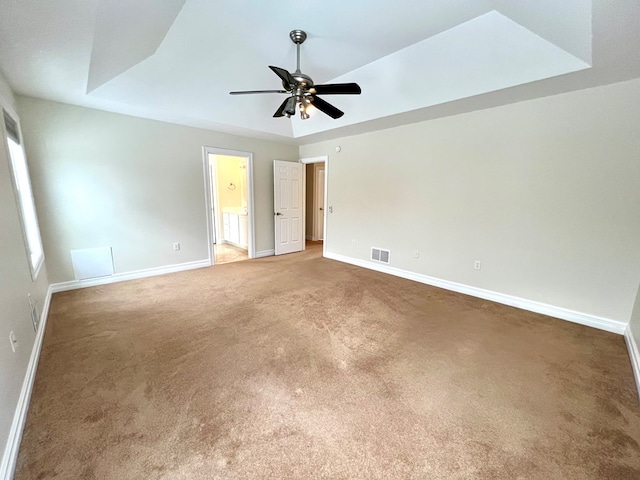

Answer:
[229,30,362,120]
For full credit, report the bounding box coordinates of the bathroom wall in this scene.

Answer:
[215,155,246,211]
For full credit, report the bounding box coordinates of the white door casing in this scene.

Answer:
[274,160,304,255]
[209,162,218,244]
[315,167,325,241]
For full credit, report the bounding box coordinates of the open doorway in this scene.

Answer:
[302,156,328,254]
[203,147,255,265]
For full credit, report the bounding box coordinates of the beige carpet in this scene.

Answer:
[15,243,640,479]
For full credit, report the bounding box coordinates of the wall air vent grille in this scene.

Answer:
[371,247,390,264]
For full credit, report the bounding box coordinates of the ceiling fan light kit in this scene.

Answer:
[229,30,361,120]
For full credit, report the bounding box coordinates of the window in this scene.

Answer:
[3,110,44,280]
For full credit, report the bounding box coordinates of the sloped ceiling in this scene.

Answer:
[0,1,639,144]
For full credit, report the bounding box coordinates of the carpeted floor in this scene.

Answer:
[15,243,640,479]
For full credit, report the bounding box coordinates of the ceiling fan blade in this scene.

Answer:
[273,97,296,117]
[273,98,289,117]
[269,66,296,87]
[311,95,344,119]
[312,83,361,95]
[230,89,288,95]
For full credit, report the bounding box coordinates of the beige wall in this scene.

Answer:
[301,78,640,323]
[0,77,49,468]
[17,96,298,283]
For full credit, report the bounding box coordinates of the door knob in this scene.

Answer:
[275,212,283,216]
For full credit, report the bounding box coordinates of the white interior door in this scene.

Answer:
[274,160,303,255]
[316,167,325,240]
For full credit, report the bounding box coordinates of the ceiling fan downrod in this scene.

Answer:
[289,29,307,74]
[288,30,312,119]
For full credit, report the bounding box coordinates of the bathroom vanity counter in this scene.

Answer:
[222,208,248,249]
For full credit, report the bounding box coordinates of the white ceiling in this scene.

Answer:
[0,0,639,144]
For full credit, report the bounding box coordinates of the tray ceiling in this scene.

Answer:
[0,1,638,143]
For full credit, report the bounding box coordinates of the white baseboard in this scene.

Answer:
[305,235,313,241]
[324,252,627,335]
[255,249,275,258]
[625,325,640,401]
[1,285,53,480]
[50,259,210,293]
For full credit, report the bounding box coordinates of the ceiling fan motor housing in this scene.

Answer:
[289,73,313,90]
[289,29,307,45]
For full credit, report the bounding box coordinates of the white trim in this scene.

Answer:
[3,120,46,282]
[323,158,329,258]
[302,162,307,249]
[324,251,627,335]
[1,285,52,480]
[202,149,216,266]
[246,155,256,260]
[314,164,325,242]
[624,325,640,401]
[255,249,275,258]
[299,155,327,165]
[306,235,313,241]
[50,259,209,293]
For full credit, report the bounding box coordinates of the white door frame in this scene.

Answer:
[202,147,256,264]
[314,164,325,241]
[300,155,328,257]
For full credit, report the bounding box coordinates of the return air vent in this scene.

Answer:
[71,246,114,280]
[371,247,390,264]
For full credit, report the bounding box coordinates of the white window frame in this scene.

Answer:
[3,109,44,280]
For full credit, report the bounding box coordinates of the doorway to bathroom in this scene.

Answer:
[203,147,255,265]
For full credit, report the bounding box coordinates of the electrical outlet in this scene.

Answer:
[9,331,17,353]
[413,250,420,259]
[173,242,181,251]
[474,260,481,270]
[351,239,357,246]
